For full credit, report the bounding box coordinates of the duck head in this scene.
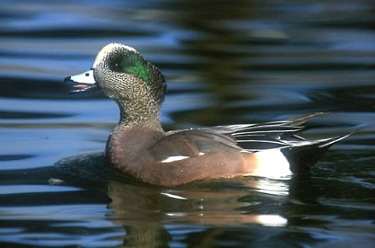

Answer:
[65,43,167,128]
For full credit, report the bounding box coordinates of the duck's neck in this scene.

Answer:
[116,99,163,131]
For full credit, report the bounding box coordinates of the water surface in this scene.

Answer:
[1,0,375,247]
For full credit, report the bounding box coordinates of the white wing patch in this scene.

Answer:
[160,153,205,163]
[161,155,189,163]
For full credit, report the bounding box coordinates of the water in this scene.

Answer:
[1,0,375,247]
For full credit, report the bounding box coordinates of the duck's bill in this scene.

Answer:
[64,69,99,93]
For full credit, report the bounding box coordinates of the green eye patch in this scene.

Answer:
[112,53,151,83]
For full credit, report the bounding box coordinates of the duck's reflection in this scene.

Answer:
[106,176,290,247]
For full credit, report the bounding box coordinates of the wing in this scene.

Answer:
[152,129,242,162]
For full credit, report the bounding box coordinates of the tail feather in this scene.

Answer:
[318,133,353,148]
[271,112,327,127]
[282,133,351,174]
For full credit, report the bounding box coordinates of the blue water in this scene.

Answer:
[1,0,375,247]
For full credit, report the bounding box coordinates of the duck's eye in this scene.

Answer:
[111,62,121,72]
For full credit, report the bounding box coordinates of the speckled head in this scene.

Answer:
[92,43,166,105]
[66,43,167,127]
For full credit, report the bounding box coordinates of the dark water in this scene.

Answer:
[1,0,375,247]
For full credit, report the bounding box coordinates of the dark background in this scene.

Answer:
[0,1,374,247]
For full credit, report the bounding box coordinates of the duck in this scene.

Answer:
[64,43,350,186]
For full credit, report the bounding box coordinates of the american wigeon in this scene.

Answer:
[64,43,350,186]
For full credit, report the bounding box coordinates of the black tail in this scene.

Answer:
[282,134,351,174]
